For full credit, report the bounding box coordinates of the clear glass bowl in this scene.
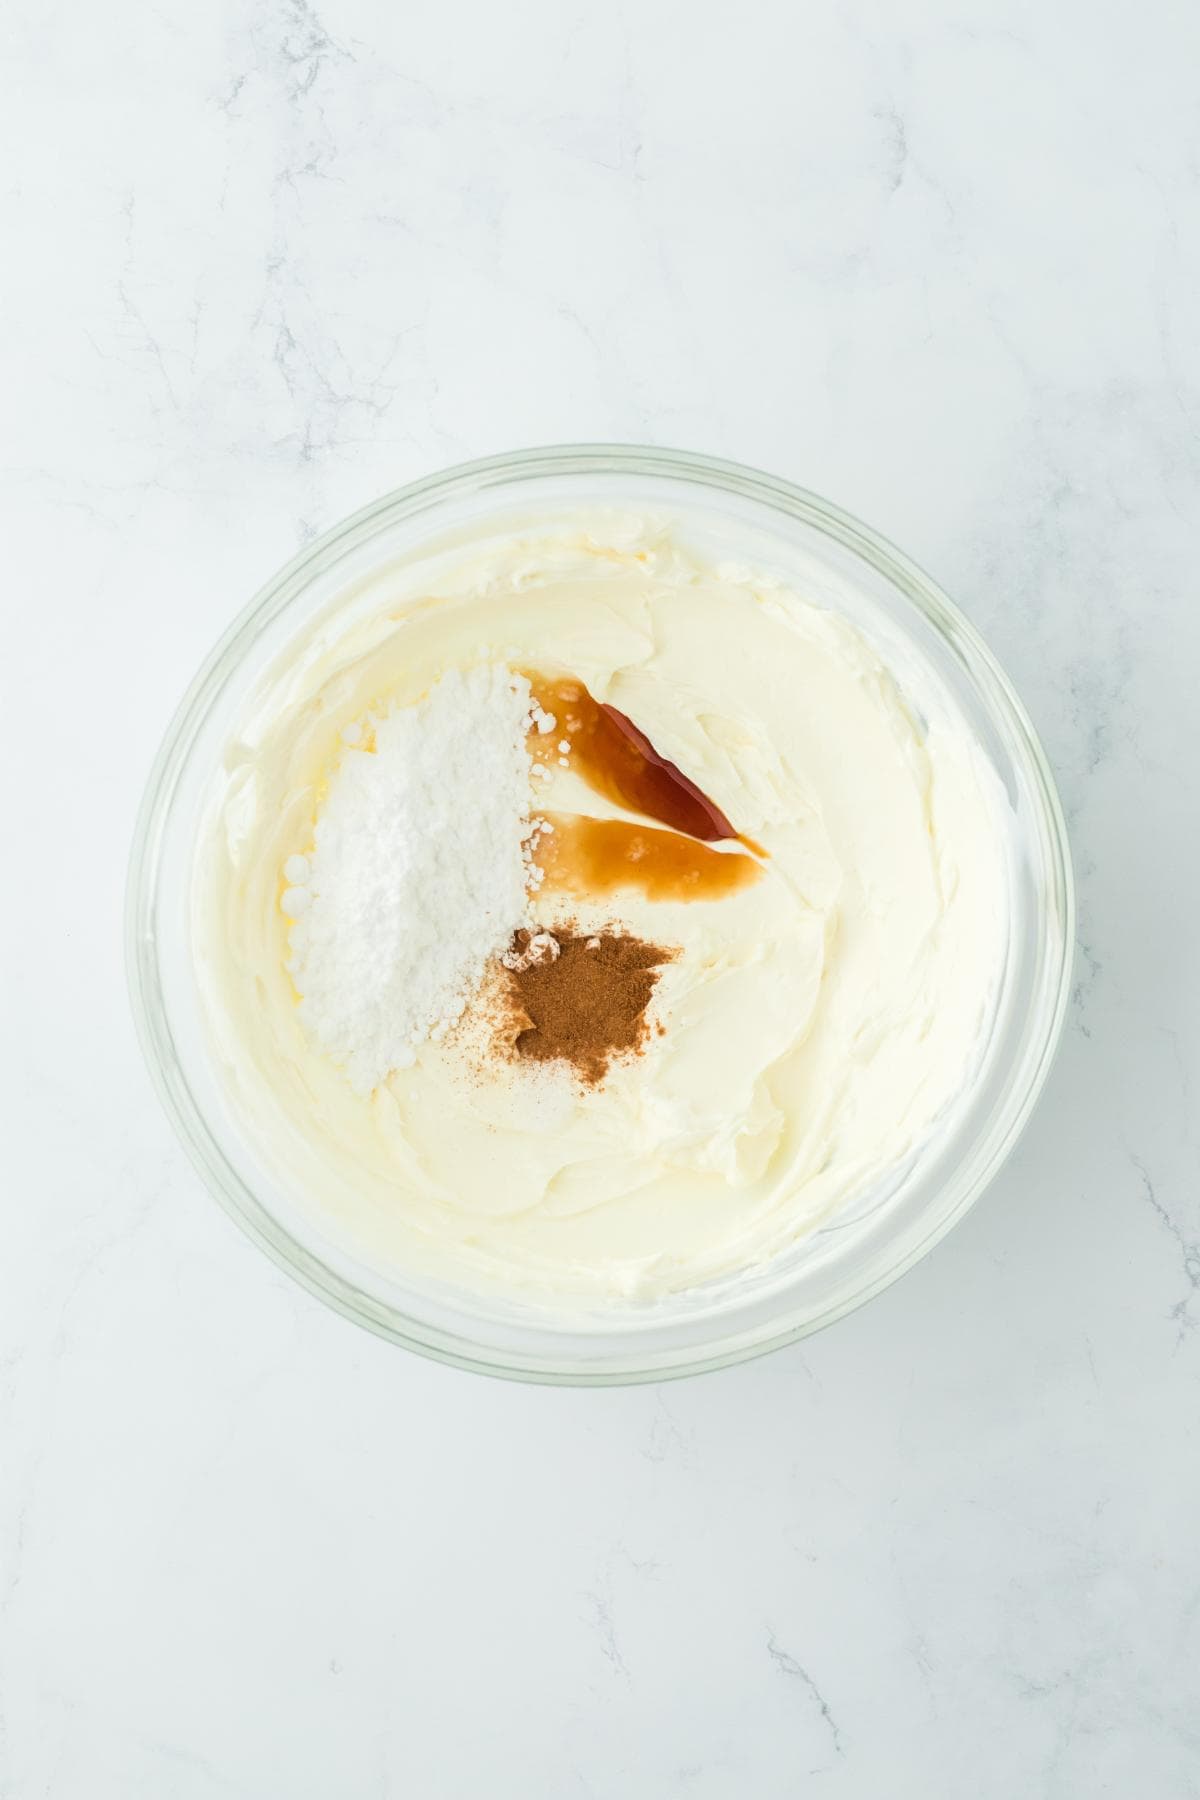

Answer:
[126,446,1073,1384]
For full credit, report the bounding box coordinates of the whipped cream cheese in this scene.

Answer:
[193,517,1011,1302]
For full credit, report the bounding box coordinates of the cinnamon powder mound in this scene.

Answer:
[501,926,673,1084]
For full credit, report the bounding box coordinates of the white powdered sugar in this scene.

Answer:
[286,664,534,1093]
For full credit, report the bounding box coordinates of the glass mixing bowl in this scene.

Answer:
[126,446,1073,1384]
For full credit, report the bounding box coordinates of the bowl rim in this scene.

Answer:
[125,442,1075,1384]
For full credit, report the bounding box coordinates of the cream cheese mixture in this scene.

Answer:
[194,516,1011,1302]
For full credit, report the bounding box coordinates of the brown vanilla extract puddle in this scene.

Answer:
[533,813,761,902]
[526,674,764,854]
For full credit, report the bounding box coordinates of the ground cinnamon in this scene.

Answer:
[501,926,672,1084]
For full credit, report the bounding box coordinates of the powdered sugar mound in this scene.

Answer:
[288,664,533,1093]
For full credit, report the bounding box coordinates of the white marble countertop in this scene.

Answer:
[5,1,1199,1794]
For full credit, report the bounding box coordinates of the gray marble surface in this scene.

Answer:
[4,2,1199,1794]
